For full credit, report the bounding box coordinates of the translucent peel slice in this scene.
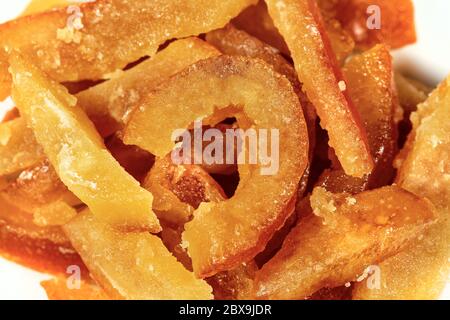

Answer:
[0,37,220,175]
[253,186,437,299]
[124,55,308,277]
[353,76,450,300]
[0,0,257,100]
[9,53,160,232]
[265,0,373,178]
[64,210,213,300]
[77,37,221,137]
[318,44,398,192]
[232,0,355,64]
[396,75,450,209]
[0,118,45,176]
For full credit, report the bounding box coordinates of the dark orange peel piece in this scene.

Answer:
[330,0,416,50]
[144,155,226,225]
[41,277,111,301]
[124,55,308,277]
[254,186,437,299]
[0,194,84,275]
[232,1,290,55]
[265,0,373,178]
[0,0,256,100]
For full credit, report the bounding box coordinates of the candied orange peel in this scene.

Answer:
[0,0,257,100]
[353,76,450,300]
[124,55,308,277]
[317,44,398,193]
[265,0,373,178]
[9,52,160,232]
[0,37,220,177]
[254,186,437,299]
[0,0,448,302]
[64,210,213,300]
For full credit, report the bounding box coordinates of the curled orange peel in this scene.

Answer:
[124,55,308,277]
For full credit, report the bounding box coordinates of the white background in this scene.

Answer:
[0,0,449,300]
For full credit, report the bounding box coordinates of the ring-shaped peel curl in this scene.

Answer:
[124,55,308,277]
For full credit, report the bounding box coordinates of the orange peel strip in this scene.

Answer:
[0,0,256,101]
[124,55,308,277]
[9,53,160,232]
[233,0,355,64]
[207,25,317,199]
[0,38,220,177]
[265,0,373,178]
[317,44,398,192]
[76,37,221,137]
[64,210,213,300]
[354,76,450,300]
[253,186,437,299]
[206,25,316,188]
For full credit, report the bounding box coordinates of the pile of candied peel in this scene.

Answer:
[0,0,448,300]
